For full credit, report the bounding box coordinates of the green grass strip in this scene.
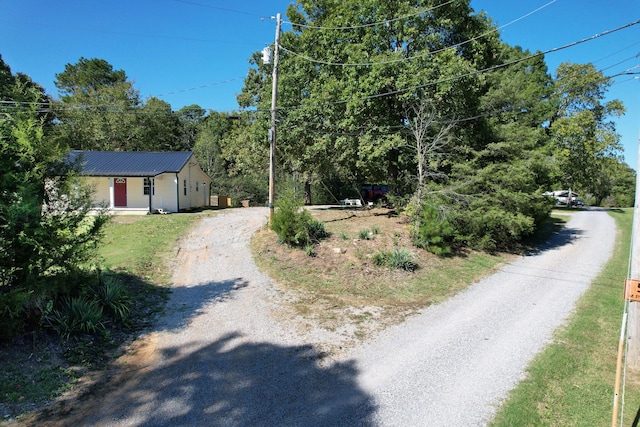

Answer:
[491,209,640,426]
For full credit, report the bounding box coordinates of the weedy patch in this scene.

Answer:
[252,207,513,342]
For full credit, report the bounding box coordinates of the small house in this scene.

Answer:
[70,150,212,214]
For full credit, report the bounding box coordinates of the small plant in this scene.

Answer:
[339,231,349,240]
[359,229,371,240]
[372,251,388,267]
[89,275,131,321]
[45,297,105,338]
[387,248,418,271]
[371,225,380,235]
[306,219,329,243]
[304,245,317,257]
[372,248,418,271]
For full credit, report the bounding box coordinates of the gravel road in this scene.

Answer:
[61,207,616,426]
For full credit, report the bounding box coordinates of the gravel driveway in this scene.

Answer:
[60,207,616,426]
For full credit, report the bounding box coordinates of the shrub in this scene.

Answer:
[306,219,329,243]
[45,297,105,338]
[271,189,328,248]
[412,204,454,256]
[0,289,30,340]
[372,251,388,267]
[387,248,418,271]
[372,248,418,271]
[89,275,131,321]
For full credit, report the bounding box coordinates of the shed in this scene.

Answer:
[70,150,212,214]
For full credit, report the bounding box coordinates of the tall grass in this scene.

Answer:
[491,209,640,426]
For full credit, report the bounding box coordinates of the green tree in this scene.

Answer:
[446,46,555,250]
[54,57,126,100]
[193,111,233,187]
[238,0,500,196]
[53,57,143,151]
[176,104,207,151]
[0,59,108,337]
[549,62,625,203]
[139,97,181,151]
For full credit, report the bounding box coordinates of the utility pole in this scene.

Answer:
[628,133,640,369]
[268,13,281,225]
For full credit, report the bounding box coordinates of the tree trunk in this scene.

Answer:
[387,148,399,195]
[304,181,312,205]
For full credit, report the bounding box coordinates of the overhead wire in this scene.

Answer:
[270,19,640,111]
[279,0,557,67]
[151,77,245,97]
[0,18,258,46]
[2,17,638,125]
[283,0,458,31]
[172,0,264,17]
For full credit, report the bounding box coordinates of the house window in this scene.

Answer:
[183,179,187,196]
[143,178,155,196]
[196,181,199,192]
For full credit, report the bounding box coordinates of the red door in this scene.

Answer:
[114,178,127,207]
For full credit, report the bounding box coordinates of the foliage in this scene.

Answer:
[0,58,110,339]
[53,57,143,150]
[88,274,131,321]
[411,203,454,256]
[372,248,418,271]
[359,229,372,240]
[548,62,625,204]
[0,290,31,340]
[45,296,105,338]
[271,188,328,248]
[53,57,195,152]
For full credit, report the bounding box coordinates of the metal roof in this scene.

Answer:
[69,150,194,177]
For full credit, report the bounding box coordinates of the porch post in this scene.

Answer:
[148,176,152,214]
[109,178,115,209]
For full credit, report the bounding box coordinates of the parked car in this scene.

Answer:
[543,190,584,207]
[361,184,389,203]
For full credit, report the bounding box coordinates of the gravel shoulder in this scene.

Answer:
[33,207,616,426]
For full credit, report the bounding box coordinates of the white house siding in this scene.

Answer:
[176,155,211,210]
[86,177,111,208]
[152,173,179,211]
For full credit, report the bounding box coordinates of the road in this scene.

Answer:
[37,208,616,426]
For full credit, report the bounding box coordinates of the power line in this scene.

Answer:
[3,20,637,120]
[271,19,640,111]
[152,77,245,98]
[283,0,458,31]
[279,0,557,67]
[172,0,264,17]
[0,19,257,46]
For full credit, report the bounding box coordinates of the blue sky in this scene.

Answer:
[1,0,639,166]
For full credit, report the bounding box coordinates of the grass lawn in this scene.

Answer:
[491,208,640,426]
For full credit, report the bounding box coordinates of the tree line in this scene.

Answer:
[0,0,636,338]
[233,0,635,251]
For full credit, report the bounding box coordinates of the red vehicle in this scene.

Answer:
[361,184,389,203]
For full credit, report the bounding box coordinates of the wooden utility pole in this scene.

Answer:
[628,135,640,369]
[268,13,281,225]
